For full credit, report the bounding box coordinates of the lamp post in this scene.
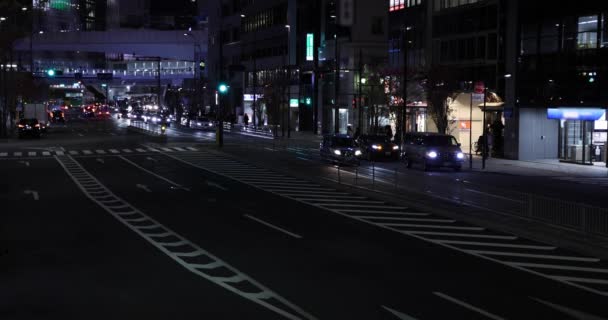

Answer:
[401,25,411,152]
[286,24,291,138]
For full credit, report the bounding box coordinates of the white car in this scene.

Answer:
[192,117,215,130]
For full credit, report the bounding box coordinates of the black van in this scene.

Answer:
[402,133,465,171]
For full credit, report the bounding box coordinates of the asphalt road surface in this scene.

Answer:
[1,117,607,319]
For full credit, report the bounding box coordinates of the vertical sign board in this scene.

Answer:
[339,0,354,26]
[306,34,314,61]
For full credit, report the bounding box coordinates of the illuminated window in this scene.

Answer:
[389,0,405,11]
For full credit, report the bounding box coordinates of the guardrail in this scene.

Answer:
[127,120,167,138]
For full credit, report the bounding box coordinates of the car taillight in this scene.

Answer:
[34,124,40,128]
[18,124,24,128]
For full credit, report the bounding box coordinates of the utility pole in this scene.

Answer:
[334,33,340,134]
[482,86,488,169]
[358,49,363,132]
[252,29,257,129]
[401,25,409,150]
[157,57,161,107]
[286,25,291,138]
[217,12,224,147]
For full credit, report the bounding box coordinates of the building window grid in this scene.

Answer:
[389,0,421,12]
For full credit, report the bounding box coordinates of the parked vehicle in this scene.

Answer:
[18,119,42,139]
[356,134,400,161]
[320,134,362,166]
[402,132,465,171]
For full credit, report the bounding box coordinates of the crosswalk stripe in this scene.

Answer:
[507,262,608,273]
[357,216,455,223]
[305,199,385,204]
[467,250,600,262]
[173,147,187,152]
[42,152,51,156]
[383,223,484,231]
[160,148,173,152]
[69,151,79,155]
[408,231,517,240]
[122,149,133,153]
[186,147,198,151]
[321,203,406,209]
[438,240,555,250]
[553,276,608,285]
[96,150,106,154]
[28,152,37,156]
[136,148,147,153]
[55,151,65,156]
[83,150,93,155]
[147,148,160,152]
[0,152,7,157]
[342,209,423,215]
[14,152,22,157]
[109,149,120,154]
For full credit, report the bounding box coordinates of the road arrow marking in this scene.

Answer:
[136,184,151,192]
[24,190,39,201]
[381,306,419,320]
[206,180,228,191]
[96,158,105,164]
[531,297,607,320]
[19,161,30,167]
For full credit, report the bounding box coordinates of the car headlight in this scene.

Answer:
[197,122,202,126]
[372,145,382,150]
[355,150,362,156]
[334,149,342,156]
[456,152,465,159]
[427,151,438,159]
[393,145,399,150]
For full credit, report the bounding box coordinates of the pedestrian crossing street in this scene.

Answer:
[0,146,199,158]
[163,150,608,297]
[554,176,608,187]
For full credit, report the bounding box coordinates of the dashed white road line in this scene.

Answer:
[83,150,93,155]
[119,156,190,191]
[28,152,37,157]
[439,241,556,250]
[42,151,51,156]
[0,152,7,157]
[14,152,22,157]
[244,214,303,239]
[467,250,601,262]
[96,150,106,154]
[508,262,608,273]
[433,292,506,320]
[381,306,419,320]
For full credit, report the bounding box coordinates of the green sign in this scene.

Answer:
[51,0,70,10]
[290,99,299,107]
[306,33,314,61]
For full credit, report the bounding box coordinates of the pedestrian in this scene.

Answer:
[354,127,361,140]
[244,113,249,126]
[347,125,353,137]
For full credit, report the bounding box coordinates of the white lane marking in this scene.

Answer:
[465,188,525,204]
[19,161,30,167]
[55,155,316,320]
[83,150,93,155]
[136,148,147,152]
[341,209,425,216]
[553,276,608,285]
[244,214,302,239]
[14,152,22,157]
[297,157,311,162]
[287,194,367,199]
[122,149,133,153]
[109,149,120,154]
[206,180,228,191]
[69,151,79,155]
[146,157,158,163]
[440,241,556,250]
[55,151,65,156]
[28,152,37,157]
[42,151,51,156]
[508,262,608,273]
[255,185,332,191]
[381,306,419,320]
[186,147,198,151]
[321,203,407,210]
[264,147,277,152]
[95,150,106,154]
[147,147,160,152]
[24,190,39,201]
[136,184,152,193]
[360,217,454,223]
[96,158,105,164]
[0,152,7,157]
[468,250,600,262]
[160,148,173,152]
[118,156,190,191]
[173,147,187,152]
[244,181,316,186]
[408,231,518,240]
[267,189,348,195]
[306,199,386,204]
[382,224,485,231]
[78,133,84,137]
[434,292,506,320]
[530,297,608,320]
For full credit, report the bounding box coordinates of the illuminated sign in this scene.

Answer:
[547,108,605,121]
[243,94,263,101]
[290,99,299,107]
[306,34,314,61]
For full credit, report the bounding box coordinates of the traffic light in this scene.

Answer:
[218,83,229,94]
[199,61,206,72]
[46,69,63,77]
[305,97,312,106]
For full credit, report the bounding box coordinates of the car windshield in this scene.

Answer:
[332,137,356,147]
[424,135,459,146]
[20,119,37,125]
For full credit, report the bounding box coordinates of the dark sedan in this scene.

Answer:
[357,135,400,161]
[320,134,362,166]
[18,119,42,138]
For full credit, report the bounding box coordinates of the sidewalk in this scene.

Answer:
[470,156,608,178]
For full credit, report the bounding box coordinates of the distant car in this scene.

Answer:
[128,109,144,121]
[50,110,66,123]
[357,134,399,161]
[402,132,465,171]
[192,117,215,130]
[18,119,42,139]
[320,134,362,165]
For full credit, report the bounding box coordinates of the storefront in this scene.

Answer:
[548,108,607,165]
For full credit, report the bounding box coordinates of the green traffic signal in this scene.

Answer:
[218,83,229,94]
[47,69,56,77]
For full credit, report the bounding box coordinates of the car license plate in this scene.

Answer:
[385,152,391,156]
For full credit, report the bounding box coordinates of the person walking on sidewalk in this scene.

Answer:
[244,113,249,126]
